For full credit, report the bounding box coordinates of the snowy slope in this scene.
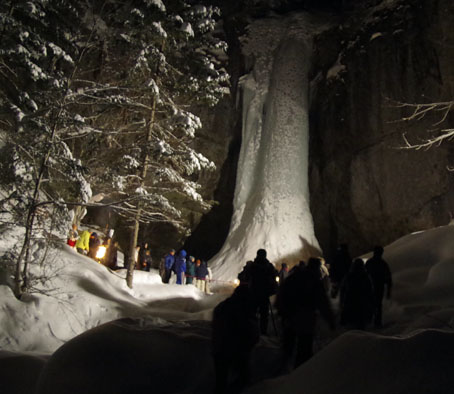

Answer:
[245,329,454,394]
[1,225,454,393]
[0,244,225,353]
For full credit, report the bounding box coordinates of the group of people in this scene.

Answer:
[132,243,153,272]
[67,224,118,269]
[67,224,212,293]
[331,244,392,329]
[211,246,393,394]
[162,249,211,293]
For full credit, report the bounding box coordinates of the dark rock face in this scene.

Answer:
[182,98,242,261]
[186,0,454,261]
[181,17,245,261]
[309,0,454,258]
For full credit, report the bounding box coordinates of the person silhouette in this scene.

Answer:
[365,246,392,328]
[275,258,335,369]
[329,244,352,297]
[340,258,374,330]
[237,249,278,335]
[278,263,289,285]
[212,285,259,394]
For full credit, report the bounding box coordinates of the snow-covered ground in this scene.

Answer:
[1,224,454,393]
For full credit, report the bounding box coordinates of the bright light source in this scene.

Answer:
[96,246,106,260]
[276,276,280,283]
[233,278,240,286]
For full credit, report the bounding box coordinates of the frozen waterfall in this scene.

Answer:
[211,14,325,280]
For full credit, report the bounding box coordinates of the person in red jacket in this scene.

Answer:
[66,224,78,248]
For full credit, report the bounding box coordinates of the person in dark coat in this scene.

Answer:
[288,260,304,276]
[212,285,259,394]
[195,259,209,292]
[238,249,278,335]
[174,249,187,285]
[340,258,374,330]
[278,263,289,285]
[275,260,335,369]
[329,244,352,298]
[365,246,392,328]
[185,255,196,284]
[307,257,330,292]
[104,240,118,270]
[163,249,175,283]
[138,242,150,269]
[87,232,101,259]
[141,250,153,272]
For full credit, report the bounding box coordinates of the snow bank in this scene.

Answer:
[35,318,280,394]
[2,222,454,394]
[244,329,454,394]
[0,351,48,394]
[0,244,223,354]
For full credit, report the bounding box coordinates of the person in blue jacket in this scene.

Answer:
[163,249,175,283]
[174,249,187,285]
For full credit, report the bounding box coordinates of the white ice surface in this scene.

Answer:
[210,14,332,281]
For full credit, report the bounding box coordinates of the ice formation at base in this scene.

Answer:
[211,14,326,279]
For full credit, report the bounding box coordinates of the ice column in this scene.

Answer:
[211,15,321,279]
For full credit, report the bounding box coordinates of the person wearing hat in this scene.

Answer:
[185,255,196,284]
[75,229,91,255]
[238,249,278,335]
[87,232,101,259]
[163,249,175,283]
[278,262,289,285]
[174,249,187,285]
[195,259,209,293]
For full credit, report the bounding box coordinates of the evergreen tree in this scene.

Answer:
[0,0,95,296]
[73,0,229,287]
[0,0,229,292]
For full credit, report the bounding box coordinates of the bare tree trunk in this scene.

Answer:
[125,97,157,288]
[14,129,55,298]
[125,39,165,289]
[14,210,35,297]
[126,208,141,288]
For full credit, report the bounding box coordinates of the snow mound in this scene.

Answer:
[2,225,454,394]
[0,244,223,354]
[380,225,454,305]
[0,351,48,394]
[35,318,280,394]
[245,329,454,394]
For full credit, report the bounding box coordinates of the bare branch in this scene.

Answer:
[401,129,454,150]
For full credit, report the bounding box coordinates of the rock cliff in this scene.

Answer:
[184,0,454,261]
[309,0,454,257]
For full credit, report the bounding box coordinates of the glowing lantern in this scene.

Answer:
[96,246,107,260]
